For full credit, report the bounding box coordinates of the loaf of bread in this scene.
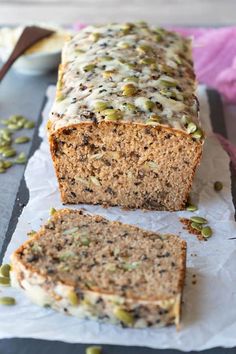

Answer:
[11,209,186,328]
[48,22,203,210]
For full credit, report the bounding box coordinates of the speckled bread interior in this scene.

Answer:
[11,209,187,328]
[50,122,202,210]
[48,23,204,210]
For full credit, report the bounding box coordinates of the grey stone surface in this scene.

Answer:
[0,67,57,253]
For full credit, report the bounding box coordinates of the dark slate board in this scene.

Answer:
[0,89,235,354]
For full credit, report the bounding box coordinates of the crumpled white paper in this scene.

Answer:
[0,85,236,351]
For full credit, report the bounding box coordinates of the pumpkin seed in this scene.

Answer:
[68,290,78,306]
[50,207,57,216]
[90,176,101,186]
[24,120,35,129]
[86,346,102,354]
[201,226,213,238]
[0,276,10,286]
[0,296,15,305]
[94,101,109,112]
[14,152,26,164]
[56,94,65,102]
[0,264,10,278]
[122,84,137,97]
[81,237,90,246]
[139,57,156,65]
[159,79,177,88]
[3,160,13,169]
[63,227,79,235]
[144,100,155,111]
[102,70,116,79]
[124,76,138,83]
[190,222,202,231]
[123,103,137,112]
[83,64,96,72]
[103,109,123,121]
[90,32,101,42]
[191,128,203,139]
[98,56,113,62]
[7,123,21,131]
[113,307,134,326]
[14,136,30,144]
[2,149,16,158]
[122,261,140,271]
[214,181,223,191]
[136,44,152,54]
[186,122,197,134]
[118,41,130,49]
[75,49,85,54]
[147,161,158,170]
[186,204,198,212]
[190,216,207,224]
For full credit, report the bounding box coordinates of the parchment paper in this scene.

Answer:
[0,85,236,351]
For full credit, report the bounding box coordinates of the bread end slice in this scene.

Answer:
[11,209,186,328]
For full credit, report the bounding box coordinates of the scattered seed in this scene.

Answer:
[24,120,35,129]
[214,181,223,192]
[191,222,202,231]
[3,160,13,169]
[0,296,15,305]
[2,149,16,158]
[201,226,213,238]
[14,152,27,164]
[86,346,102,354]
[190,216,207,224]
[113,307,134,326]
[0,264,10,278]
[186,204,198,212]
[7,124,21,131]
[14,136,30,144]
[0,276,10,286]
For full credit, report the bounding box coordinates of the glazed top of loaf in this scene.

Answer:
[49,22,202,140]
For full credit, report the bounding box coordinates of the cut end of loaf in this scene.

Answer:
[50,122,202,210]
[11,208,186,328]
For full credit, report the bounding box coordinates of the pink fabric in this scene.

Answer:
[170,27,236,104]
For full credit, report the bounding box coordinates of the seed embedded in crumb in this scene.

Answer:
[214,181,223,192]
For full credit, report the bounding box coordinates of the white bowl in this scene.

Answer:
[0,48,61,75]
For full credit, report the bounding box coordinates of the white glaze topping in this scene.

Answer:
[49,22,202,139]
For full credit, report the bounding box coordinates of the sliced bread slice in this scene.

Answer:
[10,209,186,328]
